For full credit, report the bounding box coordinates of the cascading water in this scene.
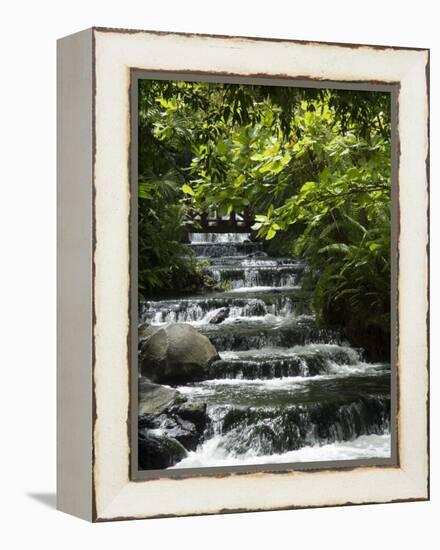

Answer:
[139,232,391,467]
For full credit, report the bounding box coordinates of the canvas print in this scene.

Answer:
[136,79,393,471]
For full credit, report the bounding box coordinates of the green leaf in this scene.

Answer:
[346,167,361,179]
[266,227,277,240]
[182,184,195,196]
[320,167,331,183]
[318,243,350,255]
[300,181,317,193]
[216,140,229,155]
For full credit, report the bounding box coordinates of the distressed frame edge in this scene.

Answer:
[56,27,94,522]
[93,29,429,521]
[56,27,429,523]
[94,495,429,523]
[129,71,400,482]
[92,25,429,52]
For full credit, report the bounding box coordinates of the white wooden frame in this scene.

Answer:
[57,27,429,522]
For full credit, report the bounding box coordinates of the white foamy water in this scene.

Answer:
[176,385,216,398]
[327,361,388,376]
[221,313,280,325]
[140,231,391,471]
[177,360,388,394]
[220,344,359,360]
[228,285,301,294]
[170,433,391,469]
[229,285,301,293]
[197,377,305,388]
[189,232,251,243]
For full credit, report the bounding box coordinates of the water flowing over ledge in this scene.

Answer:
[172,433,391,468]
[139,232,391,469]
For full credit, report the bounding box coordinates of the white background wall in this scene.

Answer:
[0,1,437,548]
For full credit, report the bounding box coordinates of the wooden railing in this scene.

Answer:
[185,211,255,233]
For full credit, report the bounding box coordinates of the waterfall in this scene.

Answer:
[202,395,390,456]
[188,232,252,243]
[140,232,391,467]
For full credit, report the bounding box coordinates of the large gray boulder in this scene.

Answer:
[139,323,158,343]
[140,323,219,384]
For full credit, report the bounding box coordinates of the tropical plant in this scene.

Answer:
[138,79,391,356]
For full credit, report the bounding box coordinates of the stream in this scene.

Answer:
[140,232,391,468]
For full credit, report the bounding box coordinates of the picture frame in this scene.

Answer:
[57,27,429,522]
[130,73,400,481]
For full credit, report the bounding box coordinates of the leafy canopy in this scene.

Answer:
[138,79,391,356]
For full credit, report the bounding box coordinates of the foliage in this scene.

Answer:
[138,79,391,355]
[250,100,391,346]
[137,168,217,298]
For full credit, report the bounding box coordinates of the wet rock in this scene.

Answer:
[137,379,208,453]
[138,432,187,470]
[163,418,200,451]
[246,299,267,316]
[140,414,201,451]
[139,323,158,343]
[174,401,207,434]
[140,323,220,384]
[208,307,230,324]
[138,378,179,417]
